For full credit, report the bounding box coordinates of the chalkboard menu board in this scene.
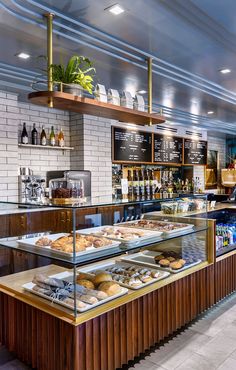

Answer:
[112,127,152,163]
[184,139,207,165]
[154,134,183,164]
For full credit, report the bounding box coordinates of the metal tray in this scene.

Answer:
[117,220,194,235]
[17,233,120,259]
[22,271,128,313]
[78,225,163,247]
[77,260,170,290]
[121,251,202,274]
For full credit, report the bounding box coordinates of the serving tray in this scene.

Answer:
[117,220,194,235]
[121,251,202,274]
[78,225,163,247]
[22,271,128,313]
[17,233,120,259]
[77,260,170,290]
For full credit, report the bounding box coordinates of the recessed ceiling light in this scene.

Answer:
[16,52,30,60]
[219,68,231,74]
[137,90,147,94]
[207,111,214,115]
[106,4,125,15]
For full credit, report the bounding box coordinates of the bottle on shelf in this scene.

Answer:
[139,169,145,200]
[127,170,133,199]
[50,126,56,146]
[132,169,140,201]
[40,126,47,146]
[150,170,155,198]
[21,122,28,144]
[144,169,150,200]
[58,128,65,147]
[31,123,38,145]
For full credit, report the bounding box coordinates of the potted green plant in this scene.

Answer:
[50,55,96,96]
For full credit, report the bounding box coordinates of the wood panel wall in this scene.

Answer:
[215,254,236,303]
[0,265,215,370]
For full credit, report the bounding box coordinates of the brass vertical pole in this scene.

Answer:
[44,13,54,108]
[147,57,153,126]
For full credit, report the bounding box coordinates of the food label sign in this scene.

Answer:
[112,127,152,163]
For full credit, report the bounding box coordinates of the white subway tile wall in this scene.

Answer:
[0,90,227,201]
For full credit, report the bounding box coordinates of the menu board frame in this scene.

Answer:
[112,126,153,164]
[183,138,208,166]
[153,133,183,166]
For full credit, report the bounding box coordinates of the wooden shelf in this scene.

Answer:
[28,91,166,125]
[18,144,74,151]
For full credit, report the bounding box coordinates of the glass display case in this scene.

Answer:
[0,195,211,322]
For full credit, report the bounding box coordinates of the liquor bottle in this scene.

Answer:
[127,170,133,200]
[58,128,65,147]
[133,170,140,201]
[21,122,28,144]
[50,126,56,146]
[139,169,145,200]
[31,123,38,145]
[144,169,150,200]
[150,170,155,198]
[40,126,47,146]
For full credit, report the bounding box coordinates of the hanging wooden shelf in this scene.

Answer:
[28,91,165,125]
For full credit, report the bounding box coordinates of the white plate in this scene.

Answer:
[77,260,170,290]
[17,233,120,259]
[117,220,194,235]
[121,251,202,274]
[78,225,163,247]
[22,271,128,313]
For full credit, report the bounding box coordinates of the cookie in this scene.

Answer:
[159,259,170,267]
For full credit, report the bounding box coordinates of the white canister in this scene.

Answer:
[107,89,120,106]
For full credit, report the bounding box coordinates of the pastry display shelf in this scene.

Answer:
[0,260,211,326]
[18,144,74,151]
[0,225,209,266]
[28,91,165,126]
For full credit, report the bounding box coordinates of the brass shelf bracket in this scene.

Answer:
[147,57,153,126]
[43,12,54,108]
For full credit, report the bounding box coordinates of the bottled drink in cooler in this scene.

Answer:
[144,169,150,200]
[139,169,145,200]
[21,122,28,144]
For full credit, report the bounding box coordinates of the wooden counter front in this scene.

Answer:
[0,263,215,370]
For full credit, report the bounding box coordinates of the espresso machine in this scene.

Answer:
[18,168,46,203]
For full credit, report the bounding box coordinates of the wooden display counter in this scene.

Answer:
[0,262,214,370]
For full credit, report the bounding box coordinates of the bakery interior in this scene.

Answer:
[1,1,236,370]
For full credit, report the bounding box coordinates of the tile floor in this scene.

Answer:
[1,292,236,369]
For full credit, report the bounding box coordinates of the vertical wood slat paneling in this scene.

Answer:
[0,266,215,370]
[215,254,236,303]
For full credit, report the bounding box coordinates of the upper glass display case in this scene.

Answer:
[0,195,211,322]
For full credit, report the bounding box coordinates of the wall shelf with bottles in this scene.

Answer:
[18,144,74,151]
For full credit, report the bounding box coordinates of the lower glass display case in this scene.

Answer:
[0,197,213,323]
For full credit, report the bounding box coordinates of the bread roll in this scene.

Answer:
[77,279,95,290]
[98,281,122,296]
[93,272,112,286]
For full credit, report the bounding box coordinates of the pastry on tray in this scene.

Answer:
[49,233,112,253]
[35,237,52,247]
[98,281,122,296]
[93,227,145,240]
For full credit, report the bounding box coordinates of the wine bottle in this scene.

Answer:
[21,122,28,144]
[58,128,65,147]
[40,126,47,146]
[50,126,55,146]
[31,123,38,145]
